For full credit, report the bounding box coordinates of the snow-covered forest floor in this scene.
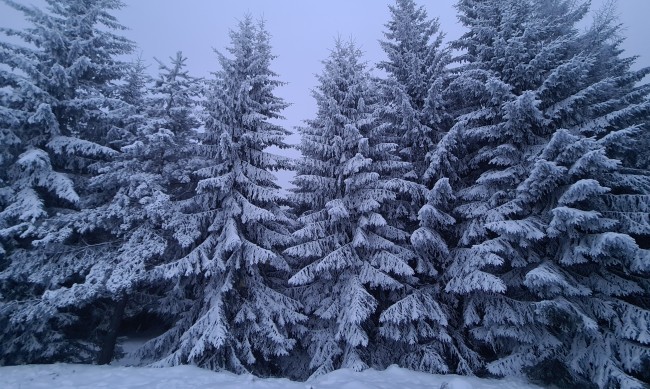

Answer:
[1,363,542,389]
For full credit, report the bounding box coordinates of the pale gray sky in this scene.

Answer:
[110,0,650,128]
[1,1,649,189]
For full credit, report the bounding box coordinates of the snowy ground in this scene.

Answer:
[0,363,543,389]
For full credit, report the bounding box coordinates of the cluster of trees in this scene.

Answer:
[1,0,649,387]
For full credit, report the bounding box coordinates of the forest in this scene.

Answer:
[0,0,649,388]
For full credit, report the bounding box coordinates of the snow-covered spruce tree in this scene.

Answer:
[378,0,451,182]
[70,52,205,364]
[375,0,452,292]
[428,4,581,378]
[148,52,202,139]
[392,176,482,375]
[435,3,558,370]
[117,55,150,143]
[493,6,650,387]
[136,17,305,375]
[128,50,203,205]
[373,0,479,375]
[0,0,134,364]
[121,56,150,107]
[286,39,417,378]
[436,0,650,387]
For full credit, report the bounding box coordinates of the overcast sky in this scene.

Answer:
[1,0,649,188]
[112,0,649,128]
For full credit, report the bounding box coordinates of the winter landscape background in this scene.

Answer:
[1,0,649,388]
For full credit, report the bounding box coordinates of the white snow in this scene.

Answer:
[0,363,543,389]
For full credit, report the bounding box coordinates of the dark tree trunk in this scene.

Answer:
[97,293,127,365]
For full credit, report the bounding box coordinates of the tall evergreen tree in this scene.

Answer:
[0,0,134,364]
[378,0,451,182]
[149,52,202,138]
[434,0,650,387]
[376,0,452,249]
[117,55,150,143]
[374,0,479,375]
[136,17,305,375]
[84,51,203,364]
[395,176,482,375]
[287,40,417,378]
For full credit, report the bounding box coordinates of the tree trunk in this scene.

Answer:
[97,293,127,365]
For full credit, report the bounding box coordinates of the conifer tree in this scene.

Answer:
[0,0,134,364]
[137,17,305,375]
[378,0,451,182]
[287,40,416,378]
[375,0,453,253]
[85,51,204,364]
[389,177,481,375]
[149,52,201,138]
[117,56,150,143]
[137,51,203,202]
[436,1,650,387]
[373,1,478,375]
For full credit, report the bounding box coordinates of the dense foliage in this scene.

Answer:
[1,0,648,387]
